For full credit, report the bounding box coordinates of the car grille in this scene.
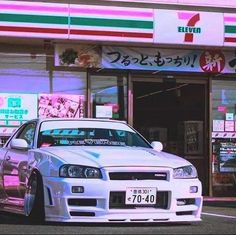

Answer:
[109,191,169,209]
[109,172,167,180]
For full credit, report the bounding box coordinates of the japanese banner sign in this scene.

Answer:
[102,46,236,73]
[0,93,38,126]
[55,44,101,67]
[154,10,223,46]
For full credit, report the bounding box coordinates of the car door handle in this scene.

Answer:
[5,156,11,161]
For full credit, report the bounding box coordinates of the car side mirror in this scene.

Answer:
[10,139,29,151]
[151,141,163,152]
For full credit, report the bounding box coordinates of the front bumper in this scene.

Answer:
[42,168,202,223]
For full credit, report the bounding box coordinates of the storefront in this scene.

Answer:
[0,0,236,197]
[211,78,236,197]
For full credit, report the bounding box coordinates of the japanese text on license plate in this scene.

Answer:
[125,187,156,205]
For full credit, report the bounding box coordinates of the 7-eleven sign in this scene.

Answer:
[154,9,223,46]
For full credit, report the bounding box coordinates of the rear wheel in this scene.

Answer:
[24,171,45,224]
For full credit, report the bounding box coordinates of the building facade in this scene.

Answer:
[0,0,236,197]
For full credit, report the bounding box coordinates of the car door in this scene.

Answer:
[2,122,36,199]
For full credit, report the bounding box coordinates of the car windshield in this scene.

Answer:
[38,120,151,148]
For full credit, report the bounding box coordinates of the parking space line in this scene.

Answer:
[202,212,236,219]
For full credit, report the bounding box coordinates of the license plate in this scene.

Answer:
[125,187,156,205]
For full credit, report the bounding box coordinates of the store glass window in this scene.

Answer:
[212,80,236,196]
[0,52,49,93]
[38,71,87,119]
[0,51,49,146]
[90,74,127,120]
[52,71,86,95]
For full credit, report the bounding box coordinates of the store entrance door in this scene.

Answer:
[133,78,209,195]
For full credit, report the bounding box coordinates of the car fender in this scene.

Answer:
[27,149,65,178]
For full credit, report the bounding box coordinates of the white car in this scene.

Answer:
[0,118,202,223]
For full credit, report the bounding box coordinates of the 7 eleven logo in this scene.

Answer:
[178,12,201,42]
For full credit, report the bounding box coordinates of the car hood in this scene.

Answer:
[41,146,190,169]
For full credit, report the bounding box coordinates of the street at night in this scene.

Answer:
[0,203,235,235]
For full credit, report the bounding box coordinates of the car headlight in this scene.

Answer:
[59,165,102,178]
[173,165,198,179]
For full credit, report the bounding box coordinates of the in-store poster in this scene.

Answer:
[225,120,235,132]
[96,105,112,118]
[0,93,38,127]
[38,94,85,118]
[219,142,236,173]
[213,120,225,132]
[225,113,234,121]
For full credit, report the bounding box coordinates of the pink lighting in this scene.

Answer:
[0,2,68,13]
[178,12,197,20]
[224,16,236,22]
[70,7,153,18]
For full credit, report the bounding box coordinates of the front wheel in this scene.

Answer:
[24,171,45,224]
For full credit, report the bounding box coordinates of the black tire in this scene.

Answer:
[25,171,45,224]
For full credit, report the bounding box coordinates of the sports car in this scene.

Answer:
[0,118,202,223]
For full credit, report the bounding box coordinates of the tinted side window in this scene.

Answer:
[16,123,36,148]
